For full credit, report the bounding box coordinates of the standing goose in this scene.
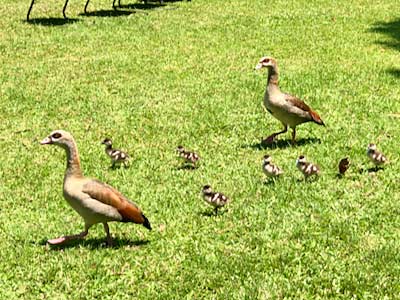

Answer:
[255,56,325,144]
[41,130,151,246]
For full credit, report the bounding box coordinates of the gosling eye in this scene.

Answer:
[52,132,62,139]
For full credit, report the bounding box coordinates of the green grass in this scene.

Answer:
[1,0,400,298]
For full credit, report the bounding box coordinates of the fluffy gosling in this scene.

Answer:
[296,155,320,179]
[201,185,230,215]
[177,145,200,167]
[366,143,387,167]
[262,155,283,179]
[102,138,130,168]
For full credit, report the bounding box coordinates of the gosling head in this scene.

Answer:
[202,185,212,195]
[296,155,307,166]
[101,138,113,147]
[263,155,272,165]
[176,145,185,153]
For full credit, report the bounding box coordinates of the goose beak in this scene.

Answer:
[254,63,263,70]
[40,137,52,145]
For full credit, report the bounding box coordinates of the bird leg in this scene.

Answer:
[214,207,219,215]
[47,227,89,245]
[103,223,114,246]
[291,128,297,145]
[262,125,288,144]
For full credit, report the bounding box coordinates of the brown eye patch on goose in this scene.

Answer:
[52,133,62,139]
[264,58,270,63]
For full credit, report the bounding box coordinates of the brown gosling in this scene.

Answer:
[338,157,350,175]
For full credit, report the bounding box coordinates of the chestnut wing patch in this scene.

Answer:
[284,94,324,125]
[284,93,312,112]
[82,180,144,224]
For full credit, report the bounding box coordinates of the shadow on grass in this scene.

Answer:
[386,68,400,78]
[370,18,400,52]
[25,17,80,26]
[242,137,321,150]
[358,166,385,174]
[119,2,164,10]
[177,164,198,171]
[80,9,134,17]
[263,179,278,186]
[109,164,130,170]
[120,0,188,10]
[199,210,227,217]
[38,237,149,249]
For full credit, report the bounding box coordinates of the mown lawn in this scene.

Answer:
[0,0,399,299]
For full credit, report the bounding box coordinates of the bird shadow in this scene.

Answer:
[109,164,130,170]
[370,18,400,52]
[263,179,278,186]
[119,2,163,10]
[386,68,400,78]
[38,237,149,249]
[296,176,319,183]
[199,210,226,217]
[359,166,384,174]
[176,164,197,171]
[25,17,80,26]
[80,9,134,17]
[243,137,321,150]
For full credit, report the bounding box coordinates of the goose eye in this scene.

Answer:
[264,58,270,63]
[52,133,62,139]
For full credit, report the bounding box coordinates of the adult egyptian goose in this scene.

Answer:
[255,56,325,144]
[366,143,387,167]
[296,155,320,179]
[40,130,151,246]
[201,185,230,215]
[262,155,283,178]
[176,145,200,167]
[101,138,130,168]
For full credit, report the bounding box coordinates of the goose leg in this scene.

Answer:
[103,223,113,246]
[291,127,296,145]
[27,0,35,21]
[262,124,288,144]
[47,224,90,245]
[84,0,90,14]
[62,0,70,18]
